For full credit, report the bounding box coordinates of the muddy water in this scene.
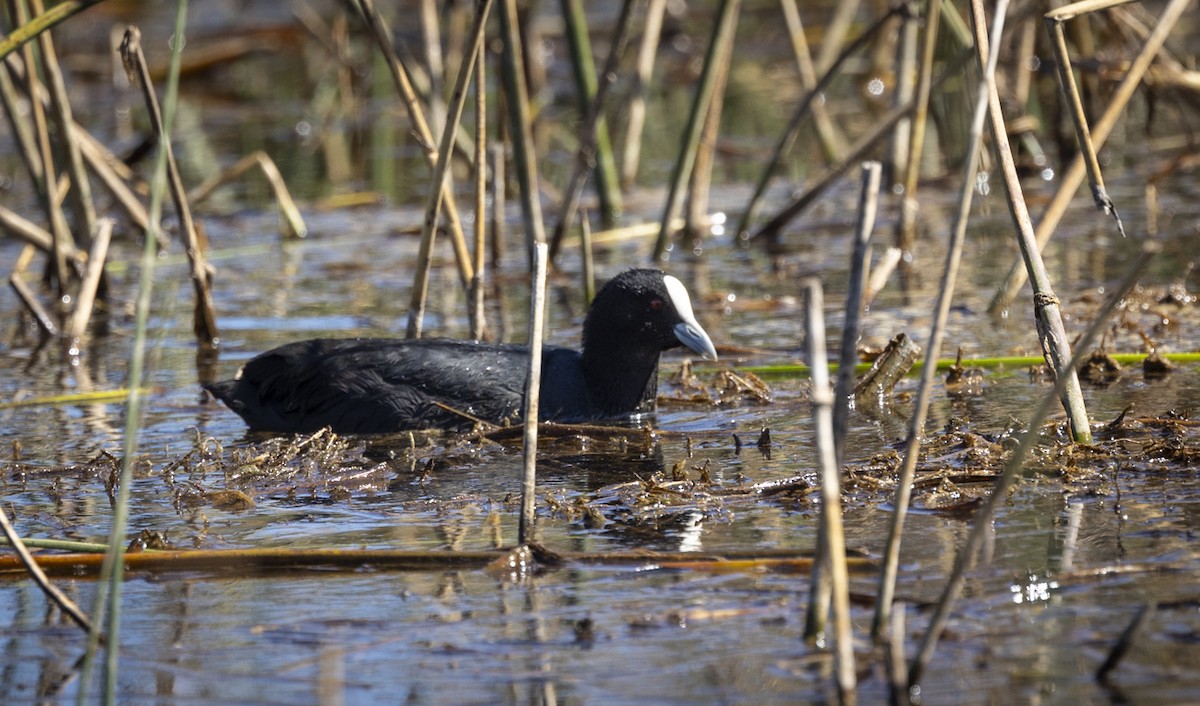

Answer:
[4,3,1200,705]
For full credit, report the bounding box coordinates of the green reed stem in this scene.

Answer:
[79,9,189,704]
[560,0,622,227]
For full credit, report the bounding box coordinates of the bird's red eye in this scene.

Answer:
[649,298,664,311]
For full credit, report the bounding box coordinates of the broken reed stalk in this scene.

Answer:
[734,3,905,242]
[65,218,113,343]
[405,0,493,340]
[519,242,550,545]
[470,48,487,341]
[1044,1,1127,236]
[354,0,474,289]
[651,0,740,262]
[559,0,622,228]
[120,27,219,351]
[187,151,307,239]
[9,272,58,337]
[989,0,1191,312]
[908,241,1157,688]
[779,0,847,162]
[549,0,636,261]
[753,49,975,245]
[498,0,549,255]
[84,11,192,702]
[802,278,857,700]
[833,161,881,468]
[0,502,94,634]
[974,0,1092,444]
[620,0,667,190]
[896,0,942,252]
[872,0,1009,644]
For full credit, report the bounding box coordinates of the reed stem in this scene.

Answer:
[803,278,857,700]
[519,242,549,544]
[406,0,494,339]
[872,0,1008,644]
[652,0,740,261]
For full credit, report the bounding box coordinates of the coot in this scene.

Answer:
[206,269,718,434]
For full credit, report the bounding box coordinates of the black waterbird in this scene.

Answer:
[206,269,718,434]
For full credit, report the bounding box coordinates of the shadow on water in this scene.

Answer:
[2,1,1200,704]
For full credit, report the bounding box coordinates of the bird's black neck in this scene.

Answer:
[580,344,661,417]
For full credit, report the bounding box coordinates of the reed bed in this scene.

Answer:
[0,1,1196,702]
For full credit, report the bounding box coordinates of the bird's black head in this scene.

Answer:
[582,268,718,362]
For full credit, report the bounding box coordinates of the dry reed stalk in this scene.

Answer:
[549,0,636,261]
[890,9,918,179]
[490,142,507,269]
[779,0,847,161]
[3,52,152,234]
[0,204,56,253]
[684,4,737,247]
[652,0,740,261]
[989,0,1191,311]
[908,240,1158,687]
[833,162,882,467]
[735,3,909,242]
[0,502,94,634]
[9,271,58,337]
[560,0,622,227]
[120,27,219,350]
[1045,2,1127,236]
[896,0,941,252]
[407,0,494,339]
[14,0,72,296]
[975,1,1093,444]
[519,242,550,545]
[815,0,862,74]
[32,0,98,250]
[187,151,307,239]
[74,127,151,232]
[0,56,43,185]
[620,0,667,190]
[0,547,873,577]
[802,278,857,701]
[887,602,909,705]
[65,218,113,343]
[354,0,475,288]
[470,48,488,341]
[498,0,549,256]
[0,0,101,59]
[872,0,1010,646]
[864,246,902,308]
[419,0,448,137]
[751,47,973,244]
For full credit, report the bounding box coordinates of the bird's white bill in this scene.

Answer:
[664,275,719,361]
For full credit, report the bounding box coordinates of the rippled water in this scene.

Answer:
[3,3,1200,704]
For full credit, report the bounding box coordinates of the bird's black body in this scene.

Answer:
[206,269,717,434]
